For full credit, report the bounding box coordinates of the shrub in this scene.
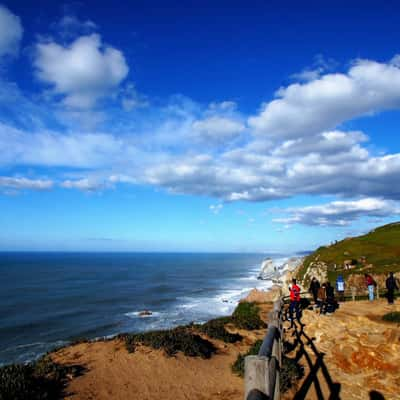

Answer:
[232,302,267,330]
[231,339,263,377]
[382,311,400,323]
[199,317,242,343]
[280,355,304,393]
[0,356,84,400]
[124,326,217,358]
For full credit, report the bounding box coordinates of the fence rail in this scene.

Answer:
[244,300,283,400]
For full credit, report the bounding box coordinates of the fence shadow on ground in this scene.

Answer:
[285,319,341,400]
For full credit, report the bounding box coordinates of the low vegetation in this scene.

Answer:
[232,302,267,330]
[199,317,242,343]
[382,311,400,323]
[124,326,217,358]
[280,355,304,393]
[231,339,263,377]
[0,355,84,400]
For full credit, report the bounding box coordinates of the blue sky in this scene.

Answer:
[0,0,400,252]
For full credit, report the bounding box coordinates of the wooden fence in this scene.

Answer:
[244,299,283,400]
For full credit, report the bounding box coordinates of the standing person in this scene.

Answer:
[336,275,345,302]
[365,274,376,301]
[386,272,398,305]
[289,278,301,324]
[317,283,327,313]
[309,277,320,303]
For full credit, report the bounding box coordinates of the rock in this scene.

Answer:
[241,286,282,303]
[301,260,328,286]
[258,258,277,280]
[139,310,152,317]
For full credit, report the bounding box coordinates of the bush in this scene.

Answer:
[124,326,217,358]
[199,317,242,343]
[382,311,400,323]
[280,355,304,393]
[232,302,267,330]
[231,339,263,377]
[0,356,84,400]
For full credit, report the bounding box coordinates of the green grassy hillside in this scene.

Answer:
[297,222,400,282]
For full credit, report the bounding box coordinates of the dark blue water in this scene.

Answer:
[0,252,277,366]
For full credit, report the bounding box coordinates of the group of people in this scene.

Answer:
[288,272,399,325]
[309,277,340,314]
[364,272,399,303]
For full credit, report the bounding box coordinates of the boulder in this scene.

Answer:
[241,286,282,303]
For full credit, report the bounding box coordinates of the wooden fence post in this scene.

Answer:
[351,287,356,301]
[244,356,269,399]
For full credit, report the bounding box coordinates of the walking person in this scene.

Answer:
[289,278,301,325]
[309,277,320,303]
[386,272,398,305]
[365,273,376,301]
[336,275,345,302]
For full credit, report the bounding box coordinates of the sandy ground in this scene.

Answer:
[51,306,273,400]
[52,299,400,400]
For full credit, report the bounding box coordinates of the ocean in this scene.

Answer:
[0,252,286,366]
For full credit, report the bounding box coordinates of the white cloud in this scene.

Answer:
[273,198,400,226]
[54,15,97,38]
[0,122,135,168]
[191,116,245,143]
[2,54,400,203]
[34,34,129,109]
[0,176,53,191]
[121,83,149,111]
[209,203,223,214]
[248,57,400,139]
[61,178,109,192]
[0,5,23,57]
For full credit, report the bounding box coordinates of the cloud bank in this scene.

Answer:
[0,5,400,227]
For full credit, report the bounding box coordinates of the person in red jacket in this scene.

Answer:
[364,273,376,301]
[289,278,301,324]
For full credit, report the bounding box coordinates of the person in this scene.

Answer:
[336,275,345,302]
[289,278,301,324]
[324,282,339,314]
[365,274,376,301]
[316,283,326,310]
[385,272,398,305]
[309,277,320,303]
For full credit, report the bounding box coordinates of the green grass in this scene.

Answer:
[124,326,217,358]
[231,339,263,377]
[231,302,267,330]
[382,311,400,323]
[298,222,400,284]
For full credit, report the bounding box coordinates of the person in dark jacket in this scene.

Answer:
[309,277,320,303]
[386,272,398,304]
